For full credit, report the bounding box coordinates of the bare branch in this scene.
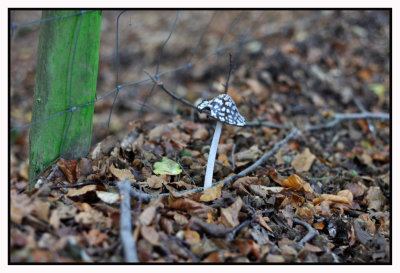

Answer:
[293,217,318,247]
[306,112,389,131]
[143,70,198,111]
[118,180,139,263]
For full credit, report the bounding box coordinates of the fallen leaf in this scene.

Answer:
[304,242,323,252]
[109,164,135,182]
[146,175,164,188]
[140,225,160,245]
[185,227,200,245]
[96,191,120,204]
[32,199,50,222]
[266,254,285,263]
[10,190,33,224]
[219,197,243,228]
[199,183,224,202]
[365,186,385,211]
[347,183,366,198]
[173,212,189,225]
[84,229,108,247]
[319,193,351,204]
[66,185,99,197]
[218,153,231,167]
[193,127,209,141]
[267,169,286,185]
[49,209,61,229]
[139,206,157,226]
[153,157,182,175]
[232,176,259,188]
[282,174,313,193]
[57,158,78,183]
[291,148,316,172]
[235,145,261,161]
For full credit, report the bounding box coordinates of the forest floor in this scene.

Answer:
[10,10,390,263]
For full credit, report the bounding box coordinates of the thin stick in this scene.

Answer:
[143,70,198,111]
[293,217,318,247]
[306,112,389,131]
[128,128,299,201]
[224,53,233,94]
[117,180,139,263]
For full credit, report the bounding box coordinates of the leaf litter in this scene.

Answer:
[10,10,390,263]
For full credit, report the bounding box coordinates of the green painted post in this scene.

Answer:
[29,10,102,187]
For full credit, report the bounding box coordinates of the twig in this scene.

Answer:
[245,120,289,129]
[128,128,299,202]
[231,143,236,172]
[293,217,318,247]
[353,97,375,135]
[143,70,198,111]
[50,180,102,190]
[224,53,234,94]
[226,208,273,241]
[226,219,252,242]
[117,180,139,263]
[306,112,389,131]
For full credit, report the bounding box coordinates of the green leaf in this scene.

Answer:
[369,83,385,97]
[153,157,182,175]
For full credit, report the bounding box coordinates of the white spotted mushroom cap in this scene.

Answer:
[197,94,246,127]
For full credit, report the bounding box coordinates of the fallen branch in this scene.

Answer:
[117,180,139,263]
[226,208,273,241]
[128,128,299,201]
[306,112,389,131]
[293,217,318,247]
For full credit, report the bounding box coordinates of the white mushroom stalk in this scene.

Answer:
[204,121,222,189]
[197,94,245,189]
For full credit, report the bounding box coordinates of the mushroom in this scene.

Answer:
[197,94,246,189]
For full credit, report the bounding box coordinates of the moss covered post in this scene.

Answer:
[29,10,102,188]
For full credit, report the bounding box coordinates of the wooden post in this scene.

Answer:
[29,10,102,187]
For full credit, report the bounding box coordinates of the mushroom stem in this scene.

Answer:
[204,121,223,189]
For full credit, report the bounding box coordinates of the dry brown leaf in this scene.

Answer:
[282,174,313,193]
[109,164,135,182]
[96,191,120,204]
[218,153,231,167]
[10,190,33,224]
[66,185,98,197]
[146,175,164,188]
[185,227,200,245]
[199,183,224,202]
[347,182,366,198]
[49,209,61,229]
[267,169,286,185]
[193,127,209,141]
[337,189,353,203]
[257,214,273,233]
[365,186,385,211]
[219,197,243,228]
[291,148,316,172]
[320,193,351,204]
[173,212,189,225]
[266,254,285,263]
[140,225,160,246]
[235,145,261,161]
[57,158,78,183]
[232,176,259,188]
[304,242,323,252]
[139,206,157,226]
[84,229,108,247]
[32,199,50,222]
